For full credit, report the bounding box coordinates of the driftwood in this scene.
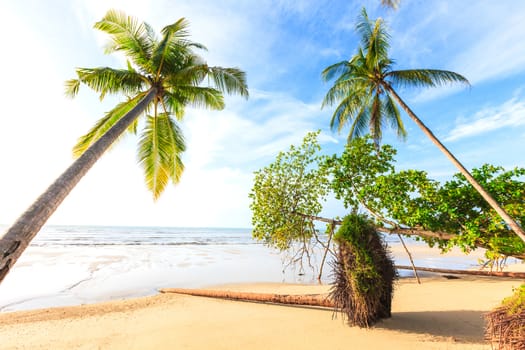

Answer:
[159,288,334,308]
[396,265,525,278]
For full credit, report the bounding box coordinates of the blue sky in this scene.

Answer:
[0,0,524,228]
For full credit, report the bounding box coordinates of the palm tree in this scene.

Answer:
[321,8,525,243]
[0,10,248,284]
[381,0,400,9]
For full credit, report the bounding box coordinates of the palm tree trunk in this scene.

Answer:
[385,85,525,243]
[159,288,335,307]
[0,88,157,285]
[396,265,525,278]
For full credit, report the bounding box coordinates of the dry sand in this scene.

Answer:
[0,276,522,350]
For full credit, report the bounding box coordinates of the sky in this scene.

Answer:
[0,0,524,228]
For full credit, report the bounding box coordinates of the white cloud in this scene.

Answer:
[183,89,329,168]
[390,1,525,103]
[450,10,525,85]
[445,97,525,142]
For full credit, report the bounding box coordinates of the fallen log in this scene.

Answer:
[396,265,525,278]
[159,288,335,308]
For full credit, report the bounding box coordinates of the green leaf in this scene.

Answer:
[67,10,248,202]
[95,9,156,73]
[75,67,145,100]
[138,114,186,199]
[73,93,146,158]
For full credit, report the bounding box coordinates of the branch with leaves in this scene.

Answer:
[249,132,525,275]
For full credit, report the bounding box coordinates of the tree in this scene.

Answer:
[249,132,333,279]
[380,0,400,9]
[329,137,525,261]
[250,133,524,269]
[0,10,248,284]
[321,8,525,243]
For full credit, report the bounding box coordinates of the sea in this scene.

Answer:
[0,225,489,312]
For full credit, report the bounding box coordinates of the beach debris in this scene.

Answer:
[485,284,525,350]
[329,214,397,328]
[395,265,525,279]
[159,288,334,308]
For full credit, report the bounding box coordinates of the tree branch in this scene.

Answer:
[290,211,525,260]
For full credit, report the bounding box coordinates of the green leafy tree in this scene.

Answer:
[329,137,525,260]
[251,133,524,272]
[249,131,333,278]
[0,10,248,284]
[321,8,525,243]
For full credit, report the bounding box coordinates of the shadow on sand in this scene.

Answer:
[377,310,487,343]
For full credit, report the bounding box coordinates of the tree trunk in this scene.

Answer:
[317,223,334,282]
[396,265,525,278]
[385,85,525,244]
[0,89,157,285]
[159,288,335,308]
[397,233,421,284]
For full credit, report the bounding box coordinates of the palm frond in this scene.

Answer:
[321,61,351,82]
[322,80,352,108]
[171,153,185,184]
[64,79,81,98]
[152,18,196,77]
[356,8,374,50]
[383,94,406,140]
[162,93,185,121]
[348,105,371,142]
[165,87,225,112]
[207,66,249,98]
[163,58,208,87]
[160,52,208,84]
[386,69,470,89]
[95,9,156,73]
[138,114,186,199]
[381,0,400,9]
[73,93,146,157]
[160,114,186,184]
[75,67,146,100]
[163,63,248,100]
[365,21,390,68]
[322,77,368,109]
[329,92,369,132]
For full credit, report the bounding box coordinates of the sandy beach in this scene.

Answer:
[0,275,522,349]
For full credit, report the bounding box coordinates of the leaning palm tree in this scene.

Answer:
[321,8,525,243]
[381,0,400,9]
[0,10,248,284]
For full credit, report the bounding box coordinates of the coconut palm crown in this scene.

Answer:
[66,10,248,199]
[0,10,248,285]
[321,8,525,242]
[322,8,467,148]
